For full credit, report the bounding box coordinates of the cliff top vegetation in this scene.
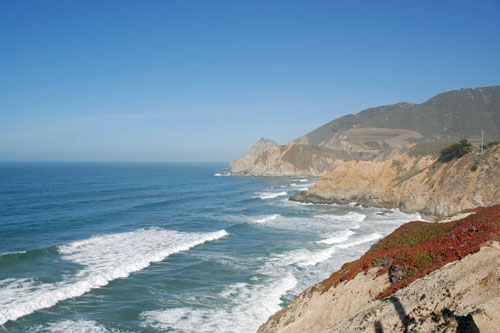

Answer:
[318,204,500,299]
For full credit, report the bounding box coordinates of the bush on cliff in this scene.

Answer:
[438,139,472,162]
[486,141,499,149]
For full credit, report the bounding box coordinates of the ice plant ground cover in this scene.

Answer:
[318,204,500,299]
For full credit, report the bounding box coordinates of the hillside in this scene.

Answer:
[231,86,500,176]
[293,86,500,150]
[290,143,500,217]
[258,204,500,333]
[229,139,369,177]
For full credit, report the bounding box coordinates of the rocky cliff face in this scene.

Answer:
[290,144,500,217]
[259,205,500,333]
[229,139,361,177]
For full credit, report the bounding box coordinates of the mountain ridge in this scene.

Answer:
[231,85,500,176]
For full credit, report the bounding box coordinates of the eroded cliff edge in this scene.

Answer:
[290,144,500,217]
[258,205,500,333]
[229,139,359,177]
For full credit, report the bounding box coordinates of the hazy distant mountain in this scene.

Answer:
[231,85,500,176]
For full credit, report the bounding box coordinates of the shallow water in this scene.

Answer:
[0,162,421,332]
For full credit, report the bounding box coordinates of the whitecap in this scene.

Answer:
[291,182,315,188]
[252,214,281,223]
[28,319,110,333]
[256,191,288,200]
[336,232,383,249]
[0,228,228,326]
[298,247,337,267]
[0,250,26,257]
[315,212,366,224]
[140,274,297,333]
[317,230,355,245]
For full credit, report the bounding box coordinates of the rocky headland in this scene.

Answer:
[290,143,500,217]
[258,204,500,332]
[229,138,357,177]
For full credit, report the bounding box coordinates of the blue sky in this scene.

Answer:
[1,0,499,161]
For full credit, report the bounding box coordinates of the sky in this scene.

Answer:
[1,0,499,162]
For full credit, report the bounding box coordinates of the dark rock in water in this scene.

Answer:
[289,190,335,204]
[389,265,404,284]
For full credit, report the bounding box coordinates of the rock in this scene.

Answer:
[291,145,500,217]
[230,140,351,177]
[389,265,404,284]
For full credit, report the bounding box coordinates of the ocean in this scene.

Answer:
[0,162,421,332]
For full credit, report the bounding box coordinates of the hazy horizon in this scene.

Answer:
[2,0,500,162]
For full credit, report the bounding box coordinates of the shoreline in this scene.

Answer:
[289,190,438,221]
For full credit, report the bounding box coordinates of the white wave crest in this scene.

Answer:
[291,182,315,188]
[267,231,382,268]
[317,230,355,245]
[29,319,109,333]
[252,214,281,223]
[257,191,288,200]
[0,250,26,257]
[336,232,383,249]
[140,274,297,333]
[298,247,337,267]
[0,228,228,326]
[315,212,366,224]
[214,172,230,176]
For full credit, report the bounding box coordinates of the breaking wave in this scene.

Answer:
[0,228,228,326]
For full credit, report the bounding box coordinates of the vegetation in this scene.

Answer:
[438,139,472,162]
[486,141,499,149]
[471,161,479,172]
[317,204,500,299]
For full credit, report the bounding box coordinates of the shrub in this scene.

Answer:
[438,139,472,162]
[486,141,499,149]
[471,161,479,172]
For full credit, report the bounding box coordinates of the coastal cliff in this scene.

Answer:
[258,204,500,332]
[229,139,358,177]
[290,143,500,217]
[231,86,500,177]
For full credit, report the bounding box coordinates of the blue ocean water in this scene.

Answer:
[0,162,421,332]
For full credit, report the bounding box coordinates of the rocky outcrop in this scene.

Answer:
[259,205,500,332]
[229,139,363,177]
[290,144,500,217]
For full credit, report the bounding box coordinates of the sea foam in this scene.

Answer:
[317,230,355,245]
[252,214,281,223]
[29,319,109,333]
[140,274,297,333]
[336,232,383,248]
[257,191,288,200]
[0,228,228,326]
